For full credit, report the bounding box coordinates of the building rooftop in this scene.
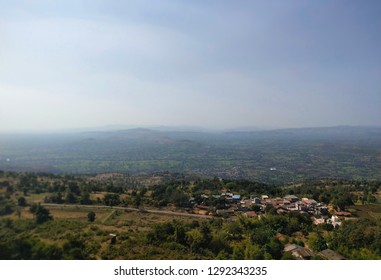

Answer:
[319,249,346,260]
[335,211,352,217]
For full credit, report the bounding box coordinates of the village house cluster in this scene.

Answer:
[192,192,351,228]
[189,191,352,260]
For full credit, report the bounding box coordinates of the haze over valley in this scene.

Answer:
[1,126,380,184]
[1,1,381,262]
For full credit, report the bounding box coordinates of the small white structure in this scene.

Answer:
[328,215,342,227]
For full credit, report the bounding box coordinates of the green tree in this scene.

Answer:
[250,227,272,246]
[103,194,120,206]
[281,252,296,260]
[186,228,204,253]
[209,232,231,255]
[18,197,27,207]
[29,203,38,214]
[328,218,381,259]
[332,193,353,211]
[186,222,212,253]
[0,203,13,215]
[172,221,186,245]
[80,192,92,205]
[307,233,327,252]
[62,235,88,259]
[139,187,147,197]
[87,211,96,222]
[244,243,264,259]
[147,222,174,244]
[265,237,283,259]
[200,222,212,246]
[133,194,142,208]
[35,205,53,224]
[224,221,243,240]
[6,185,14,194]
[65,192,77,204]
[68,182,80,195]
[232,243,245,259]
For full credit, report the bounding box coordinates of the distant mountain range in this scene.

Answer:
[1,126,380,184]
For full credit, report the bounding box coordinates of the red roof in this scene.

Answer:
[335,211,352,217]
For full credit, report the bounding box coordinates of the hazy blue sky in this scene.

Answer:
[1,0,380,132]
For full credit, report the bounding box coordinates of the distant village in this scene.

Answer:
[190,192,351,259]
[192,191,351,226]
[191,192,351,222]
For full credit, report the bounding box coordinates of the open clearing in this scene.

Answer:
[39,204,209,232]
[349,204,381,220]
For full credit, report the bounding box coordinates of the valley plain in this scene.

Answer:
[1,126,380,260]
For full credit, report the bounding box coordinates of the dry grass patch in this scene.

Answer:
[45,206,112,222]
[349,204,381,220]
[25,193,48,204]
[91,192,107,200]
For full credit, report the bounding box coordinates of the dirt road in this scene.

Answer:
[41,203,213,219]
